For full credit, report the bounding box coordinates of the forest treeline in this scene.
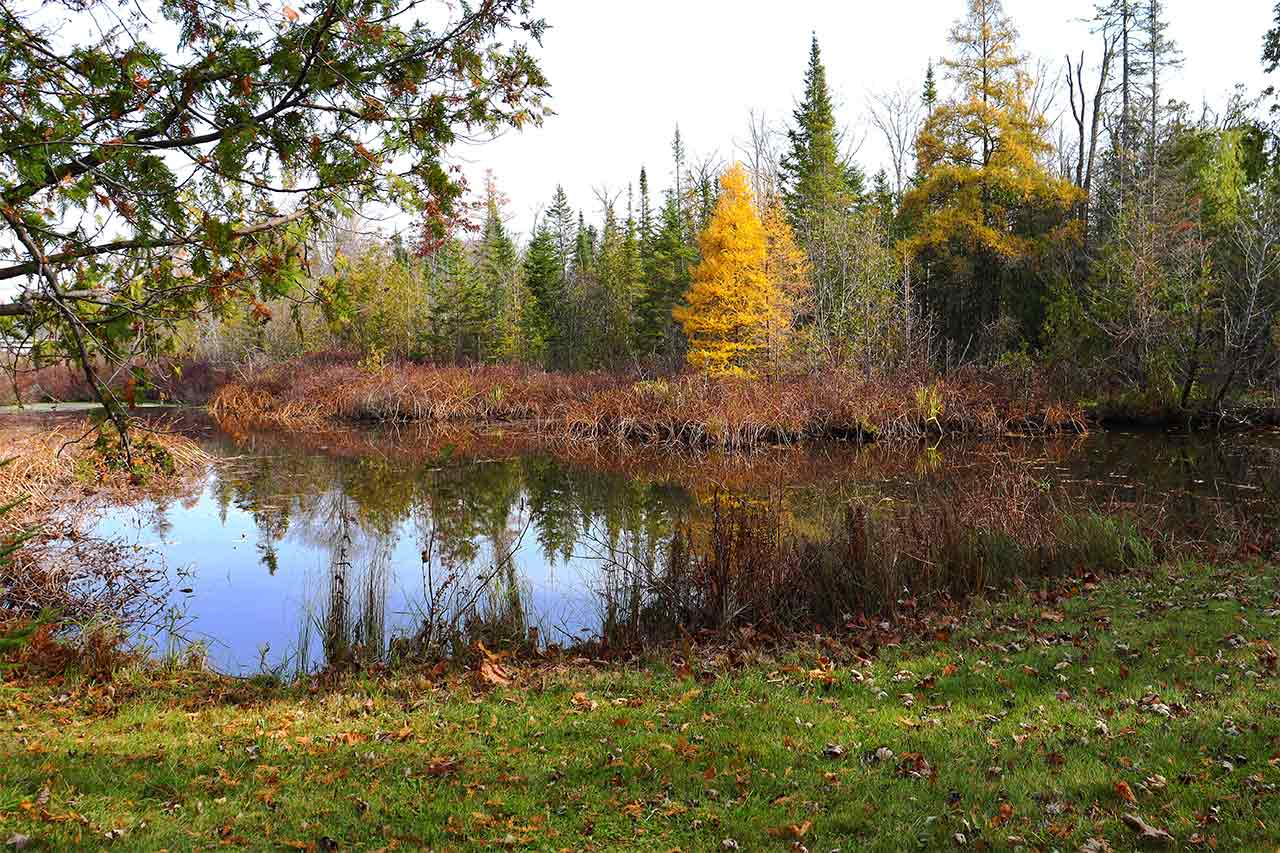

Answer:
[203,0,1280,408]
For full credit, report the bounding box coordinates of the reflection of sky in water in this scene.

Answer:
[93,478,629,674]
[88,428,1280,675]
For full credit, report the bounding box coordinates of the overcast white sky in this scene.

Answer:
[456,0,1275,238]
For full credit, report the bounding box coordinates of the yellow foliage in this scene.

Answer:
[760,197,810,369]
[903,0,1083,267]
[674,164,783,377]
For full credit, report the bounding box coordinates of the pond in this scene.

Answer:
[88,421,1280,675]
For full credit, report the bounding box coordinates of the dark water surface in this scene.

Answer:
[89,424,1280,674]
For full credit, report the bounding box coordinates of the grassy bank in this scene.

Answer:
[209,354,1085,448]
[3,561,1278,850]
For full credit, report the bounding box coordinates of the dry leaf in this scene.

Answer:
[1121,813,1174,846]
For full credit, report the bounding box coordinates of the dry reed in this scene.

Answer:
[210,354,1086,449]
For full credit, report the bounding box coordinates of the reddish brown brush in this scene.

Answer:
[209,354,1086,448]
[2,356,231,406]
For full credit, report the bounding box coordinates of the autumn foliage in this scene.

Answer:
[674,164,785,377]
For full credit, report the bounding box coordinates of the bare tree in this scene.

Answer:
[735,109,784,205]
[1065,26,1119,245]
[867,85,924,197]
[1218,183,1280,405]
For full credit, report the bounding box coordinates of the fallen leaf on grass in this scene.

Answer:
[1115,780,1137,804]
[425,757,460,777]
[477,658,513,687]
[1122,813,1174,846]
[766,820,812,840]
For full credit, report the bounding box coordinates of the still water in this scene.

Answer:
[90,423,1280,674]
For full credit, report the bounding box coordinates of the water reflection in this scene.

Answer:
[94,425,1280,674]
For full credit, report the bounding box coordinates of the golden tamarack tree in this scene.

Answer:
[760,198,810,371]
[674,164,787,377]
[901,0,1081,353]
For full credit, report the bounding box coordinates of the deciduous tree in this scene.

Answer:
[674,164,780,377]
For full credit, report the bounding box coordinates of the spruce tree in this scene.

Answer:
[547,185,577,276]
[520,223,560,365]
[425,239,486,363]
[637,193,696,360]
[781,34,858,228]
[477,177,520,361]
[637,167,655,251]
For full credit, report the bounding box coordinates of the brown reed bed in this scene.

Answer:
[209,354,1086,449]
[597,458,1234,648]
[1,418,210,621]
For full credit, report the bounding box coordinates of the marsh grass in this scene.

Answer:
[209,354,1086,448]
[619,468,1163,643]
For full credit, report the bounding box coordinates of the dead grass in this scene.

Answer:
[1,356,230,406]
[0,420,209,532]
[209,354,1086,449]
[1,418,210,622]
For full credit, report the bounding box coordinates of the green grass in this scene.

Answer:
[2,562,1279,850]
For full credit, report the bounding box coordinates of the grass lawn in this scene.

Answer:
[2,561,1279,851]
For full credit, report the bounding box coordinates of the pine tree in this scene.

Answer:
[594,199,633,364]
[476,174,520,361]
[637,167,655,252]
[547,185,576,276]
[637,192,695,359]
[424,239,486,363]
[674,164,781,377]
[922,60,938,112]
[1133,1,1182,189]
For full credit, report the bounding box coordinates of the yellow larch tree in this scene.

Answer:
[760,197,810,373]
[674,164,781,377]
[901,0,1082,352]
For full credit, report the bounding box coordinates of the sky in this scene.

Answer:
[455,0,1276,239]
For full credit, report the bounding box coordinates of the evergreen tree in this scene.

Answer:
[637,192,696,359]
[520,222,561,365]
[781,34,860,228]
[637,167,655,252]
[593,200,633,365]
[922,60,938,112]
[547,185,577,276]
[424,239,486,363]
[476,175,520,362]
